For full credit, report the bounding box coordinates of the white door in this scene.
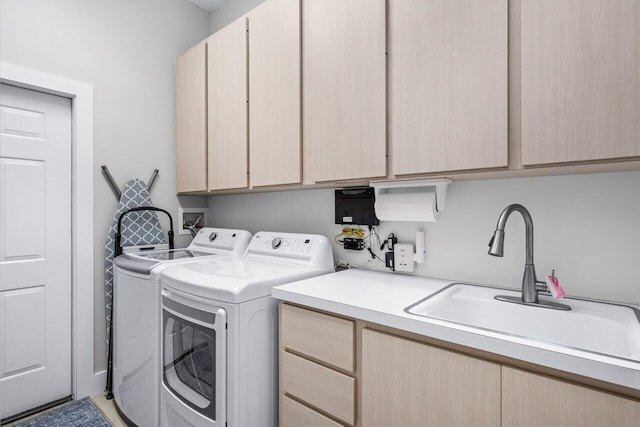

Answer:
[0,83,72,420]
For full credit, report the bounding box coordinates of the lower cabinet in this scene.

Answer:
[502,366,640,427]
[362,328,501,427]
[279,303,640,427]
[279,304,356,426]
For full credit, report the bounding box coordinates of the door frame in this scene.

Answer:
[0,62,97,399]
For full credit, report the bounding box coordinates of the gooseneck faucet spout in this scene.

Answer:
[488,204,545,304]
[488,204,534,263]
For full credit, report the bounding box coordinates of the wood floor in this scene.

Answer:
[92,394,130,427]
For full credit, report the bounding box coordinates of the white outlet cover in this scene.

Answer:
[394,243,415,273]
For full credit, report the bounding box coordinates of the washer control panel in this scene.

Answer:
[249,232,321,256]
[253,235,313,255]
[246,232,334,269]
[190,228,252,255]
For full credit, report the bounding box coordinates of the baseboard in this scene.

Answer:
[89,370,107,399]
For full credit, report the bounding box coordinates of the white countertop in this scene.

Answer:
[272,268,640,392]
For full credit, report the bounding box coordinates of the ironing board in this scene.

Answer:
[104,179,165,347]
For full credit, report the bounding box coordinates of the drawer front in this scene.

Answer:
[281,304,354,372]
[281,395,344,427]
[281,351,355,425]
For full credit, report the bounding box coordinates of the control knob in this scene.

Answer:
[271,237,283,249]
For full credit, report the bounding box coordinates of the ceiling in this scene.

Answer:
[187,0,227,13]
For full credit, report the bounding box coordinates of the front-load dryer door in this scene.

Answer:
[161,289,226,425]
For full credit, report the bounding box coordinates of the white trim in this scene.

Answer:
[0,62,98,399]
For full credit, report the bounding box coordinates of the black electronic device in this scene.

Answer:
[334,187,379,226]
[343,237,365,250]
[385,251,395,270]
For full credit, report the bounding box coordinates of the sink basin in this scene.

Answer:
[405,284,640,362]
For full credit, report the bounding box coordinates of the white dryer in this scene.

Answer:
[112,227,252,427]
[159,231,335,427]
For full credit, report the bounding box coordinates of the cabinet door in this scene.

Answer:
[361,329,501,427]
[390,0,508,175]
[502,366,640,427]
[175,42,207,193]
[248,0,301,187]
[302,0,386,183]
[521,0,640,165]
[207,18,248,191]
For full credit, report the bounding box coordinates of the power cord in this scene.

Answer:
[335,225,392,271]
[366,225,384,262]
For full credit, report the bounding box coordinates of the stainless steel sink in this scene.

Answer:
[405,283,640,362]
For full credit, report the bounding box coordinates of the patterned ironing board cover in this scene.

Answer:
[104,179,165,346]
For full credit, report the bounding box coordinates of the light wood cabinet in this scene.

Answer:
[302,0,386,183]
[177,0,640,195]
[280,303,640,427]
[389,0,508,175]
[206,17,248,191]
[361,328,501,427]
[280,303,354,372]
[248,0,301,188]
[175,42,207,193]
[502,366,640,427]
[520,0,640,166]
[279,304,356,426]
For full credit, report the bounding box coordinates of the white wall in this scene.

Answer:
[209,171,640,306]
[0,0,210,372]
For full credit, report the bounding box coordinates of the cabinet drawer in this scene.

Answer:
[281,395,344,427]
[281,351,355,426]
[281,304,354,371]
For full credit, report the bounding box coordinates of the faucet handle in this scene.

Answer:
[535,280,548,293]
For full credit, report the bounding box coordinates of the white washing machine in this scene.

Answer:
[112,227,252,427]
[159,231,335,427]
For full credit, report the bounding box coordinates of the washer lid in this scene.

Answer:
[161,257,332,303]
[115,249,219,275]
[124,249,213,262]
[114,255,161,275]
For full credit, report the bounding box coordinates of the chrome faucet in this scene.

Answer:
[488,204,570,310]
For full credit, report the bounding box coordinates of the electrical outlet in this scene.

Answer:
[394,243,415,272]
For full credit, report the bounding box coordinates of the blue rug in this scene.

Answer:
[15,398,109,427]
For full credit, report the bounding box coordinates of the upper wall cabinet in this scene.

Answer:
[175,42,207,193]
[248,0,301,187]
[302,0,386,183]
[520,0,640,166]
[389,0,508,176]
[207,18,248,191]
